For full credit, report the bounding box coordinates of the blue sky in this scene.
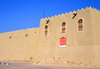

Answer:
[0,0,100,33]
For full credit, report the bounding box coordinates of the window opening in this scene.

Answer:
[45,25,48,35]
[62,22,66,33]
[78,19,83,31]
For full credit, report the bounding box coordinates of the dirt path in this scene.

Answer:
[0,62,99,69]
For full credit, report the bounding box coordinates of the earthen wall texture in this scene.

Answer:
[0,28,40,61]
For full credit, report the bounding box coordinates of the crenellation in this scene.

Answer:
[58,14,61,17]
[94,8,98,10]
[73,10,77,13]
[92,7,95,9]
[54,15,57,17]
[77,9,80,11]
[81,8,85,11]
[89,6,95,9]
[68,11,73,14]
[61,13,64,15]
[89,6,92,8]
[85,7,89,9]
[91,7,100,12]
[41,7,100,21]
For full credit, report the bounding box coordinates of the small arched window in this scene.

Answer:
[78,19,83,31]
[45,25,48,35]
[62,22,66,33]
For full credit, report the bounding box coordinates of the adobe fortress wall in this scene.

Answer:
[0,28,40,61]
[34,7,100,67]
[0,7,100,67]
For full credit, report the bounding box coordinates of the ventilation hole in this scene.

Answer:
[25,34,28,37]
[9,36,11,39]
[30,57,33,60]
[58,57,60,59]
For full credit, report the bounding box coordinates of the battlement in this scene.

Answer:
[41,7,100,20]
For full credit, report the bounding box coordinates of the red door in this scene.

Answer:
[60,37,66,47]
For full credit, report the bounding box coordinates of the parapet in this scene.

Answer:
[41,6,100,21]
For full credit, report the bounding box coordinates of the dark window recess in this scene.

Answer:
[45,31,48,35]
[78,19,83,31]
[45,25,48,29]
[62,22,66,33]
[25,34,28,37]
[78,19,83,23]
[72,13,77,19]
[62,28,66,30]
[45,25,48,35]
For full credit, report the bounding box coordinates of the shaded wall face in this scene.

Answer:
[0,28,39,61]
[90,9,100,63]
[90,9,100,45]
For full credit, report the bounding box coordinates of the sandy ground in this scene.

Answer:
[0,62,100,69]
